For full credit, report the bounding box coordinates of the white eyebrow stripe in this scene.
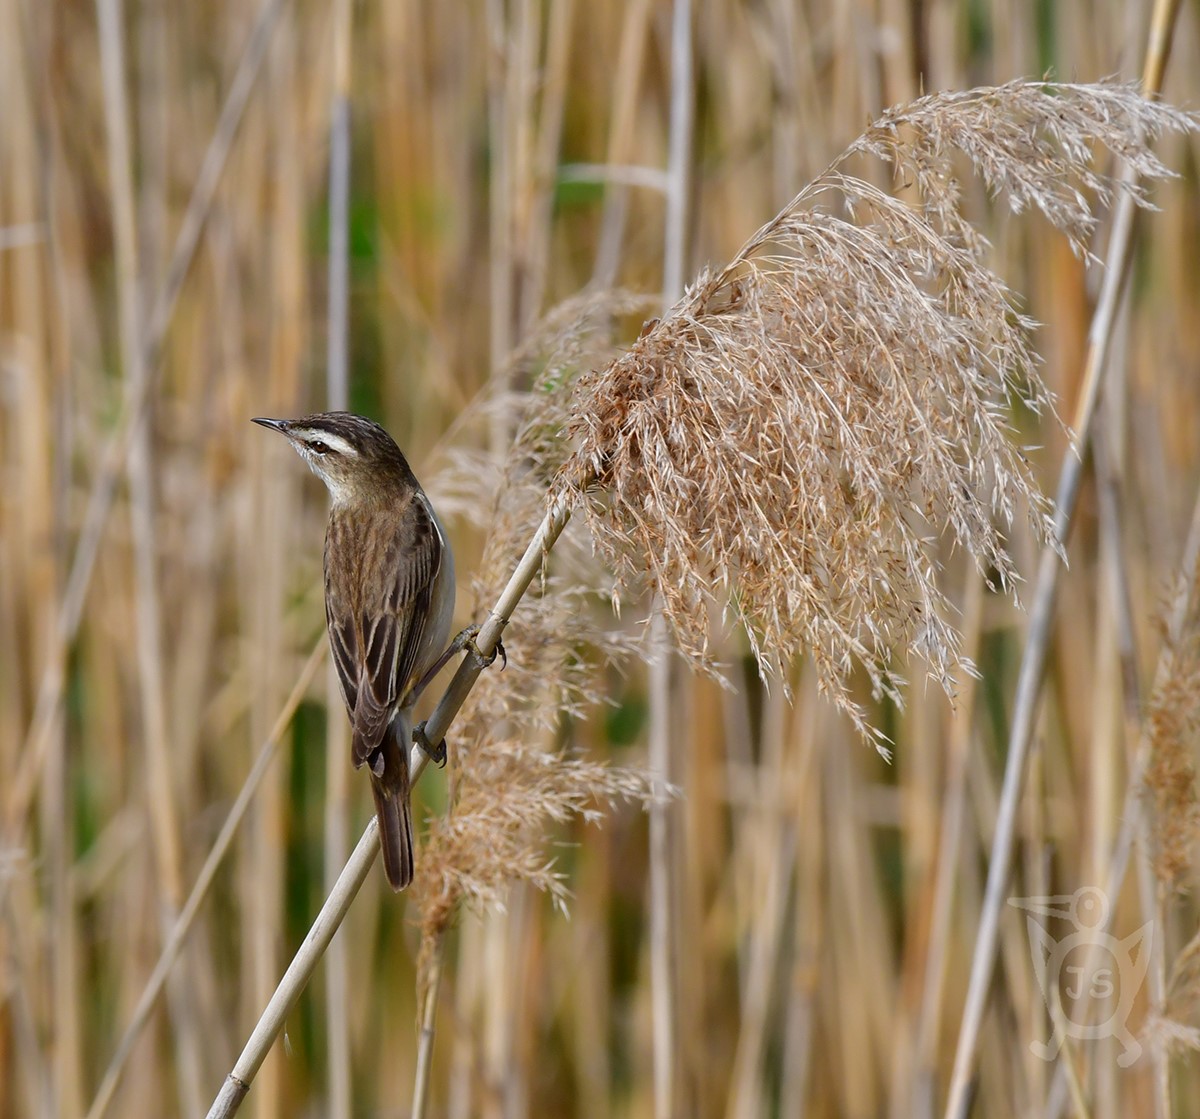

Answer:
[299,430,358,456]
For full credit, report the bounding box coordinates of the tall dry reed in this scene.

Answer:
[4,3,1200,1118]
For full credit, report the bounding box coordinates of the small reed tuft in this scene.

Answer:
[1145,552,1200,887]
[1141,565,1200,1056]
[1145,622,1200,888]
[410,291,666,977]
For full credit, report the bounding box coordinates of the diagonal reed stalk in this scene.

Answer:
[943,4,1185,1113]
[206,500,573,1118]
[83,641,327,1119]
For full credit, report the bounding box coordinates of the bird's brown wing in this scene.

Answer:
[326,495,443,772]
[325,598,360,716]
[383,492,444,708]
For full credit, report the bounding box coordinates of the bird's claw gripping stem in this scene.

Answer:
[408,622,507,769]
[413,721,446,767]
[466,631,506,671]
[449,621,506,672]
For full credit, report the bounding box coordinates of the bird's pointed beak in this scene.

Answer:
[251,416,290,434]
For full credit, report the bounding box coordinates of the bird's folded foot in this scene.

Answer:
[465,632,506,671]
[408,624,508,709]
[413,720,447,767]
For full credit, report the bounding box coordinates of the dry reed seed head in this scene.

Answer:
[408,295,668,962]
[552,81,1197,746]
[1145,582,1200,888]
[854,81,1193,257]
[1162,931,1200,1038]
[1145,928,1200,1057]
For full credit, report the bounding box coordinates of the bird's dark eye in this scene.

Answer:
[310,440,330,455]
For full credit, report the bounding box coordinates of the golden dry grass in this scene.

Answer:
[3,3,1200,1119]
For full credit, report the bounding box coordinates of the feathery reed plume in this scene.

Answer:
[1147,930,1200,1056]
[1137,922,1200,1051]
[411,291,665,973]
[1145,601,1200,889]
[1138,570,1200,1062]
[552,81,1196,746]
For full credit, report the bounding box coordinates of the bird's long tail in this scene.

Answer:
[368,720,414,891]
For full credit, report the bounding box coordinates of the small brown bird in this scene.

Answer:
[253,411,455,890]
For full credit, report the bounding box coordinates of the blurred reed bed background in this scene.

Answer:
[2,2,1199,1118]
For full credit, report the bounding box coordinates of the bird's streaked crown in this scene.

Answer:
[251,411,414,505]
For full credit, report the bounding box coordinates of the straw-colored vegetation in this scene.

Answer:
[3,4,1200,1119]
